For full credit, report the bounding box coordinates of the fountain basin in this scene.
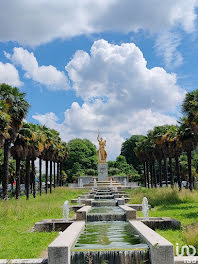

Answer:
[71,221,149,264]
[92,200,117,207]
[73,221,148,250]
[87,206,126,221]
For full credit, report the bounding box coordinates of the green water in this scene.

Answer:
[73,221,148,251]
[89,206,124,214]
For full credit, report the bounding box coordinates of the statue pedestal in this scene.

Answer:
[98,163,108,181]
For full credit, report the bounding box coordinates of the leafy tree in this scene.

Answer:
[121,135,145,171]
[107,160,116,168]
[110,155,140,181]
[85,168,97,176]
[63,138,97,182]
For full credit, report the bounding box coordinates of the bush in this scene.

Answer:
[108,168,121,176]
[85,169,97,176]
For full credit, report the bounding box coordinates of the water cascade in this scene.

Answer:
[71,249,150,264]
[71,187,150,264]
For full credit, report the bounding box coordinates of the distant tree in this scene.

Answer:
[108,168,121,176]
[63,138,97,182]
[85,168,97,176]
[121,135,145,171]
[114,155,140,181]
[108,160,116,168]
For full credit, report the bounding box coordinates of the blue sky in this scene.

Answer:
[0,1,198,159]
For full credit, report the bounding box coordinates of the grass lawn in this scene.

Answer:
[0,187,87,259]
[126,187,198,253]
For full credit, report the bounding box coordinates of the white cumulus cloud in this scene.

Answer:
[33,40,185,159]
[66,39,185,112]
[0,62,22,87]
[5,48,70,90]
[0,0,197,45]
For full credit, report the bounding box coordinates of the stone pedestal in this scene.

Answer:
[98,163,108,181]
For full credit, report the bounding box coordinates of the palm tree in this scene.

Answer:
[57,142,68,186]
[149,126,168,187]
[135,136,148,187]
[0,100,10,148]
[0,84,29,200]
[178,119,197,191]
[11,123,42,199]
[151,125,181,189]
[182,89,198,136]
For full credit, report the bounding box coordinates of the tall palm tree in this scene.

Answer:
[11,123,42,199]
[182,89,198,136]
[151,125,181,189]
[178,119,197,191]
[135,136,148,187]
[0,100,10,148]
[57,141,68,186]
[0,84,29,200]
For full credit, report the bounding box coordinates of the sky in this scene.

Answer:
[1,0,198,160]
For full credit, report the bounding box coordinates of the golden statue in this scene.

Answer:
[97,130,107,163]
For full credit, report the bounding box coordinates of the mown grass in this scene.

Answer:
[0,187,87,259]
[126,187,198,253]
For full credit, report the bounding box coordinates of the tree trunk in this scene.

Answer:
[169,157,174,188]
[164,157,168,187]
[159,160,162,187]
[39,158,42,196]
[53,161,56,188]
[153,161,157,188]
[30,163,33,194]
[32,160,36,198]
[45,160,48,194]
[143,162,146,187]
[25,157,30,200]
[187,151,192,191]
[175,156,181,191]
[149,163,153,188]
[57,162,60,186]
[146,161,150,188]
[15,158,21,199]
[3,139,10,200]
[60,162,63,186]
[50,161,52,193]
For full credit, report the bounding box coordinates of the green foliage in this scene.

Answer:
[85,168,97,176]
[108,168,121,176]
[121,135,145,170]
[108,155,141,181]
[63,138,97,181]
[0,187,87,258]
[107,160,116,168]
[127,187,198,253]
